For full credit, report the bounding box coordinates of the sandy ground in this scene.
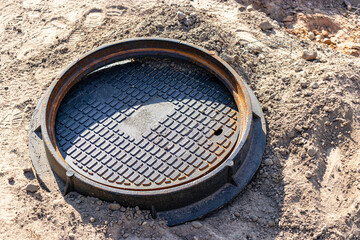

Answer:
[0,0,360,239]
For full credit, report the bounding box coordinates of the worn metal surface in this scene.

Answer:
[56,59,239,190]
[28,38,266,225]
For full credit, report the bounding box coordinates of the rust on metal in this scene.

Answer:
[29,38,266,226]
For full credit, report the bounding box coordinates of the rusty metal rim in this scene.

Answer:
[29,38,266,225]
[40,38,253,195]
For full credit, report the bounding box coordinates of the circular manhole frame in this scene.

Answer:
[54,56,241,191]
[29,38,266,226]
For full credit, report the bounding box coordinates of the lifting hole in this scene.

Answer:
[214,128,223,136]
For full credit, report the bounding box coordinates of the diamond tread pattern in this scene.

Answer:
[55,59,239,190]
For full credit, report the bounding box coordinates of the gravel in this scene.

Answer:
[191,221,203,229]
[109,203,121,211]
[69,233,75,240]
[184,16,196,26]
[246,5,254,11]
[308,32,315,40]
[25,183,39,193]
[177,11,186,20]
[310,82,319,89]
[264,158,274,166]
[259,21,273,31]
[307,147,317,157]
[323,38,332,45]
[199,32,208,41]
[282,15,294,22]
[221,53,235,63]
[301,50,317,61]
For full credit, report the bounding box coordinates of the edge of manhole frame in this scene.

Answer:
[28,38,266,226]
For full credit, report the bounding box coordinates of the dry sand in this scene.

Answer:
[0,0,360,239]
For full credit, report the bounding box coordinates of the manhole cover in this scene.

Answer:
[29,38,266,226]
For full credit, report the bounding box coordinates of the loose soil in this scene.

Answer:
[0,0,359,239]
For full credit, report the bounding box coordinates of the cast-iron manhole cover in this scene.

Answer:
[29,38,266,225]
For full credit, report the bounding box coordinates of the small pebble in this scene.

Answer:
[148,27,155,34]
[310,82,319,89]
[109,203,121,211]
[123,233,129,238]
[234,212,241,217]
[191,221,203,229]
[300,81,308,88]
[69,233,75,240]
[307,147,317,157]
[308,32,315,40]
[282,15,294,22]
[321,30,328,38]
[246,5,254,11]
[221,53,235,64]
[26,183,39,193]
[295,66,303,72]
[288,129,296,138]
[199,32,208,41]
[268,221,275,227]
[305,171,312,179]
[177,11,186,20]
[8,177,14,183]
[303,90,313,97]
[238,6,246,12]
[155,22,163,28]
[184,17,196,26]
[344,0,352,10]
[264,158,273,166]
[323,38,332,45]
[89,217,95,223]
[251,215,259,222]
[301,50,317,61]
[120,206,126,212]
[259,21,273,30]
